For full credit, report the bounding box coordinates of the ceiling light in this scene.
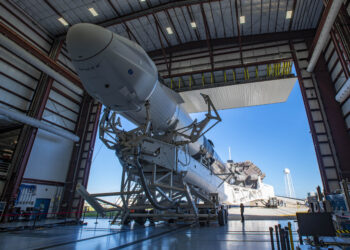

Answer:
[240,16,245,24]
[191,22,197,28]
[88,7,99,17]
[140,0,146,2]
[58,17,68,26]
[166,27,173,34]
[286,10,293,19]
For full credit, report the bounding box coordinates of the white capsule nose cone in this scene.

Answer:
[66,23,113,61]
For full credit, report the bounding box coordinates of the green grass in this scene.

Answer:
[82,211,119,218]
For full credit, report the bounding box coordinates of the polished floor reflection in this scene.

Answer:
[0,218,297,249]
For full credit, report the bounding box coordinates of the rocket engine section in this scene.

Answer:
[227,161,266,188]
[67,23,229,203]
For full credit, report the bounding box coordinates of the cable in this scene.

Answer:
[92,142,103,163]
[135,157,177,210]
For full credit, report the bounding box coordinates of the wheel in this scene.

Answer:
[224,209,228,224]
[218,210,225,226]
[199,221,206,226]
[134,209,147,225]
[123,217,131,225]
[135,217,147,225]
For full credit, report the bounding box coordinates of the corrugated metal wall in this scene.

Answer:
[0,1,100,219]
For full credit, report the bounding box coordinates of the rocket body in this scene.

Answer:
[67,23,227,186]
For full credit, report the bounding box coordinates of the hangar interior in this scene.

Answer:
[0,0,350,248]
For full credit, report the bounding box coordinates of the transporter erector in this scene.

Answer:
[67,23,274,224]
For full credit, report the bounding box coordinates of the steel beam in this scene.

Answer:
[290,41,330,193]
[234,0,243,64]
[148,29,316,58]
[200,3,214,70]
[313,55,350,179]
[59,95,102,219]
[309,0,334,56]
[95,0,220,29]
[164,9,182,44]
[161,58,292,79]
[22,178,65,186]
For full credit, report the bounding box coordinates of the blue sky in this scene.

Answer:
[87,77,322,199]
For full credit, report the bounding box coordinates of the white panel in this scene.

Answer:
[329,181,340,191]
[293,42,307,51]
[0,88,29,110]
[342,97,350,116]
[52,81,82,103]
[335,73,346,92]
[42,109,76,131]
[317,134,328,142]
[322,156,335,167]
[319,143,331,155]
[327,52,338,71]
[346,114,350,129]
[305,89,317,99]
[308,100,319,110]
[331,62,342,82]
[45,100,78,122]
[303,79,313,88]
[57,54,76,74]
[296,51,308,59]
[0,47,41,79]
[300,69,311,78]
[180,78,297,113]
[0,61,37,90]
[0,74,33,100]
[325,168,338,179]
[314,122,326,133]
[298,60,309,69]
[324,42,334,60]
[311,110,322,121]
[0,5,51,53]
[24,129,74,182]
[49,90,80,113]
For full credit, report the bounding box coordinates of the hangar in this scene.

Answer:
[0,0,349,249]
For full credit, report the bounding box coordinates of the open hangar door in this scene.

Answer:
[0,0,349,222]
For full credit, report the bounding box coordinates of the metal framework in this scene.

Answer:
[76,95,266,224]
[82,97,222,223]
[59,95,102,219]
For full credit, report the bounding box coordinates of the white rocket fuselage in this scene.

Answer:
[66,23,226,171]
[66,24,274,204]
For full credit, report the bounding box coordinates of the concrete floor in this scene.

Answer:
[0,218,298,250]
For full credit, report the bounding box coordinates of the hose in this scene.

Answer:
[135,157,177,210]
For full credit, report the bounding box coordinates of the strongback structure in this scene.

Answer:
[0,0,349,220]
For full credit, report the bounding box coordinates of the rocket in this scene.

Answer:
[66,24,275,205]
[66,23,227,175]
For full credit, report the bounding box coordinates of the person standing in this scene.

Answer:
[240,203,244,222]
